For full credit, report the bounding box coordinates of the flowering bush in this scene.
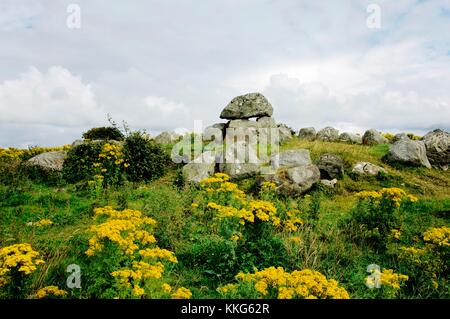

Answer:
[183,173,308,280]
[34,286,67,299]
[0,244,45,298]
[85,206,190,299]
[217,266,349,299]
[394,226,449,295]
[90,143,128,187]
[348,187,418,245]
[196,173,304,242]
[365,267,408,298]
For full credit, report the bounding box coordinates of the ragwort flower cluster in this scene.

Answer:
[86,206,190,299]
[218,266,349,299]
[0,244,45,286]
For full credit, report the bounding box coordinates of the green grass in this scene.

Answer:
[0,138,449,299]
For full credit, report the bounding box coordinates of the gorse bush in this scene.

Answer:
[82,127,124,141]
[123,132,171,182]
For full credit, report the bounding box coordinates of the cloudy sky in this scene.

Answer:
[0,0,449,147]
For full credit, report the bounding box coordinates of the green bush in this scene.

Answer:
[123,132,171,182]
[63,142,104,183]
[82,127,124,141]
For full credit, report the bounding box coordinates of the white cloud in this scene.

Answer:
[0,1,449,147]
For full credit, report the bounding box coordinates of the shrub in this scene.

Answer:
[345,188,418,248]
[82,206,190,299]
[82,127,124,141]
[63,142,104,183]
[217,267,349,299]
[123,132,171,182]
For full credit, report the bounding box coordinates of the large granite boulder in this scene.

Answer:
[298,127,316,141]
[316,153,344,179]
[352,162,387,176]
[385,139,431,168]
[182,151,218,183]
[270,149,312,169]
[316,127,339,142]
[154,131,181,144]
[339,132,362,144]
[422,129,450,169]
[362,129,388,145]
[220,92,273,119]
[27,151,68,172]
[275,165,321,196]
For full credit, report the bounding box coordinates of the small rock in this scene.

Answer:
[352,162,387,176]
[320,178,338,188]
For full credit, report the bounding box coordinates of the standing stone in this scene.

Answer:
[257,116,277,128]
[316,153,344,179]
[422,129,450,169]
[316,127,339,142]
[352,162,387,176]
[298,127,316,141]
[385,139,431,168]
[220,92,273,119]
[362,129,388,145]
[27,151,68,172]
[218,141,260,179]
